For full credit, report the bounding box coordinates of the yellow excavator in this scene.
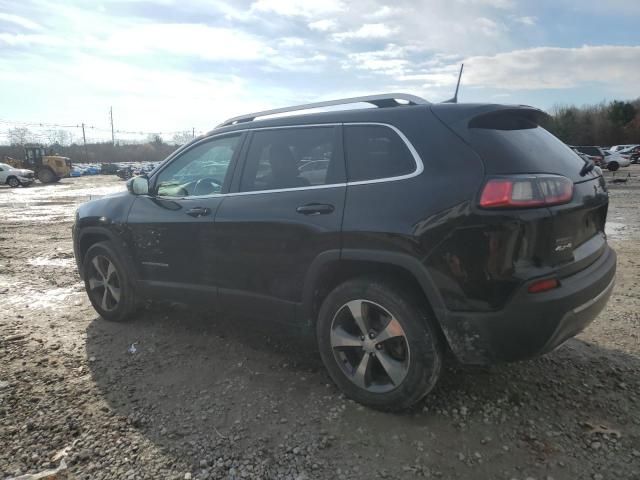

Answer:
[4,144,72,183]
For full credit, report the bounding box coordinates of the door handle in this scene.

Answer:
[186,207,211,218]
[296,203,335,215]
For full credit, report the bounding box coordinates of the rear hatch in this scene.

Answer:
[432,104,609,275]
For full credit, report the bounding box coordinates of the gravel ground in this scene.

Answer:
[1,169,639,480]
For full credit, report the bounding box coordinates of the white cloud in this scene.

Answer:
[99,24,274,61]
[308,19,338,32]
[333,23,395,41]
[279,37,306,47]
[345,44,410,76]
[514,16,537,26]
[458,0,514,8]
[0,12,42,30]
[370,6,398,18]
[251,0,345,18]
[452,45,640,92]
[0,32,64,47]
[474,17,505,37]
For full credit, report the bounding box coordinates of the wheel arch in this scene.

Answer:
[76,226,139,282]
[301,249,449,334]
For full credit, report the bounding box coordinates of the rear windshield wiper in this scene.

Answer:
[580,158,595,177]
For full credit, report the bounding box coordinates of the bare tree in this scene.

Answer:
[172,131,194,145]
[45,129,72,146]
[146,133,163,145]
[8,127,32,146]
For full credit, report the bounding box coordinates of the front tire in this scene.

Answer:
[607,161,619,171]
[7,176,20,188]
[316,277,443,411]
[83,242,138,322]
[37,167,58,183]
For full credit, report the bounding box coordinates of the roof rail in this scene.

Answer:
[216,93,429,128]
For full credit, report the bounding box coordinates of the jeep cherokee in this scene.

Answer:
[73,93,616,410]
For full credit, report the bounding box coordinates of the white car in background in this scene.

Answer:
[603,151,630,170]
[609,144,639,153]
[0,163,35,187]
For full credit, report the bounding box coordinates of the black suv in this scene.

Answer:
[73,94,616,410]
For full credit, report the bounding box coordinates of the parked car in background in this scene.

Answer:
[0,162,35,187]
[571,146,628,171]
[572,146,605,165]
[617,145,640,164]
[603,150,630,170]
[609,144,638,153]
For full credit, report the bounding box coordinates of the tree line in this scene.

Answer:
[0,131,183,165]
[542,99,639,147]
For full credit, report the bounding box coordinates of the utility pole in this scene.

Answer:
[110,107,115,145]
[82,123,88,162]
[192,127,195,139]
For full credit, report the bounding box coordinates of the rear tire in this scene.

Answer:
[83,242,138,322]
[37,168,58,183]
[7,176,20,188]
[316,277,443,411]
[607,161,619,171]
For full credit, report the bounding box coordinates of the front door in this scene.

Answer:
[214,125,346,321]
[126,132,245,300]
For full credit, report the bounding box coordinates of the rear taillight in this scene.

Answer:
[479,175,573,209]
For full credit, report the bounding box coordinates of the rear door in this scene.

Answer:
[127,132,245,296]
[213,125,346,321]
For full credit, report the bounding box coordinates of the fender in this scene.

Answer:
[299,248,449,329]
[75,225,140,283]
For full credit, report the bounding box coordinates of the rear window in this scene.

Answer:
[467,116,587,182]
[240,126,343,191]
[344,125,416,182]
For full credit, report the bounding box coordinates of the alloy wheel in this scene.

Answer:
[330,299,410,393]
[8,177,19,187]
[87,255,121,312]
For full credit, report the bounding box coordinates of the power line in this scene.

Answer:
[0,117,205,136]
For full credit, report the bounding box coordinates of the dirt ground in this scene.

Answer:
[1,168,639,480]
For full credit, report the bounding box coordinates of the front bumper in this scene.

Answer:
[441,245,617,364]
[18,176,34,185]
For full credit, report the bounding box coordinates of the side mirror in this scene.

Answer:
[127,176,150,195]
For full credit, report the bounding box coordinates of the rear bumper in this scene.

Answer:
[441,245,616,364]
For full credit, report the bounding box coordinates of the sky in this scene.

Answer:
[0,0,639,143]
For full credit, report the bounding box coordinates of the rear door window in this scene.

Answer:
[344,125,416,182]
[239,126,343,191]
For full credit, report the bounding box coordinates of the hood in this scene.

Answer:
[15,169,34,176]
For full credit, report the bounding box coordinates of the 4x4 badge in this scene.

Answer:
[554,238,573,252]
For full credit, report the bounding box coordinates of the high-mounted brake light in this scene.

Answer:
[480,175,573,209]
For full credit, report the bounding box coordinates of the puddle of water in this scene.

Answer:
[0,284,84,310]
[28,257,75,268]
[0,178,123,223]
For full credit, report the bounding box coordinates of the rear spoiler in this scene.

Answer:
[430,103,549,139]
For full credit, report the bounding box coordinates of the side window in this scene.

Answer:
[344,125,416,182]
[240,126,341,192]
[155,134,241,197]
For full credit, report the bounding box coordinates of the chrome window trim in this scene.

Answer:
[343,122,424,186]
[151,122,424,199]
